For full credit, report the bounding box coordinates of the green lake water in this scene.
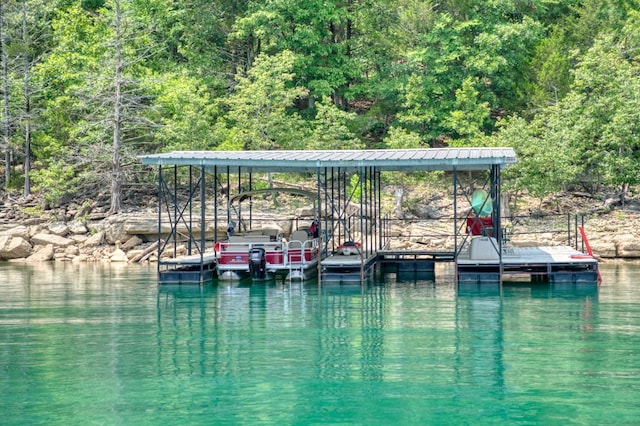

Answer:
[1,261,639,425]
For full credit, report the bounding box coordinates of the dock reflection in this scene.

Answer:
[155,276,599,390]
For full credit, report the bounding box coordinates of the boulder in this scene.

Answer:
[295,206,314,217]
[616,236,640,258]
[31,233,74,248]
[26,244,55,262]
[590,241,617,258]
[64,245,80,256]
[0,225,29,239]
[0,236,32,259]
[103,219,128,244]
[71,235,88,244]
[121,235,143,251]
[84,231,105,247]
[122,217,161,235]
[69,221,88,235]
[47,222,69,236]
[110,248,128,262]
[72,253,91,262]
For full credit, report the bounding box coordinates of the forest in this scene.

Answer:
[0,0,639,214]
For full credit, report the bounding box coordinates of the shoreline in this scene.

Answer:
[2,190,640,263]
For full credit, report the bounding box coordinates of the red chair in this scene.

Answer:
[466,217,493,236]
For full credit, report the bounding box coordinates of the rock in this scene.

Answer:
[0,225,29,239]
[407,204,443,219]
[48,222,69,236]
[0,235,8,248]
[102,219,128,244]
[72,253,91,262]
[110,248,128,262]
[31,233,74,248]
[295,206,315,217]
[121,236,143,251]
[69,221,88,235]
[0,236,32,259]
[84,231,105,247]
[88,212,108,221]
[26,244,55,262]
[64,245,80,256]
[122,217,160,235]
[71,235,88,244]
[591,241,616,258]
[616,237,640,258]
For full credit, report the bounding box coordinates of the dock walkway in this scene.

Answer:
[457,245,599,284]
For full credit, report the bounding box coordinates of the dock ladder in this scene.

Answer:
[287,263,305,281]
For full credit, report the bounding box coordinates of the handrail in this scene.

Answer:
[217,237,319,268]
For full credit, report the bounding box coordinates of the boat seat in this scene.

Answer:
[228,235,271,243]
[290,230,309,243]
[466,216,493,236]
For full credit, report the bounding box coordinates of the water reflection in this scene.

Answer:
[154,273,603,390]
[2,261,637,424]
[455,294,505,399]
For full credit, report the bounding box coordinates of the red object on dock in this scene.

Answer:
[466,217,493,236]
[578,226,602,285]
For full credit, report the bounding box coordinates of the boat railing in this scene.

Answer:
[284,238,319,267]
[381,213,594,253]
[216,236,319,268]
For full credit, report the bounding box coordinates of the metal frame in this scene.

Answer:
[142,148,517,284]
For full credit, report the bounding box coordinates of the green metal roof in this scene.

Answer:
[139,148,517,173]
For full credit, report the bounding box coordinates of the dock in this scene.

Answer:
[457,243,599,284]
[138,148,600,287]
[158,253,217,284]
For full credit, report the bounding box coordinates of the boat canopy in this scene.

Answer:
[140,148,517,173]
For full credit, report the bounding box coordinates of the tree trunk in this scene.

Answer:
[395,187,404,219]
[109,0,123,215]
[0,2,12,189]
[22,0,30,196]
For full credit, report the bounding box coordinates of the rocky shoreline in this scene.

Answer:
[1,192,640,264]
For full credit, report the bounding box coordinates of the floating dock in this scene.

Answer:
[158,253,217,284]
[457,240,599,284]
[139,148,599,287]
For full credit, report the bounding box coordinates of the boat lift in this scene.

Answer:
[139,148,598,286]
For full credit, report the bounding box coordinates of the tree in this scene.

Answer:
[0,1,12,189]
[444,77,491,145]
[306,99,362,150]
[215,50,308,151]
[32,2,161,209]
[0,0,54,195]
[229,0,358,107]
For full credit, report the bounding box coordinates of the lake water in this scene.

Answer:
[1,261,639,425]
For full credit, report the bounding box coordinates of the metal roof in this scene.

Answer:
[139,148,517,173]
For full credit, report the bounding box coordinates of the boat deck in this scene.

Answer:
[161,252,218,266]
[457,245,599,284]
[155,244,599,286]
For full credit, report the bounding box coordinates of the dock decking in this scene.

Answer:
[158,253,217,284]
[457,245,599,284]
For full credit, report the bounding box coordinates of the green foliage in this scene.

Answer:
[306,100,362,150]
[30,160,79,203]
[445,77,491,145]
[3,0,640,203]
[490,113,577,200]
[81,0,105,11]
[149,71,219,151]
[229,0,357,101]
[215,50,309,150]
[528,29,577,109]
[383,126,423,149]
